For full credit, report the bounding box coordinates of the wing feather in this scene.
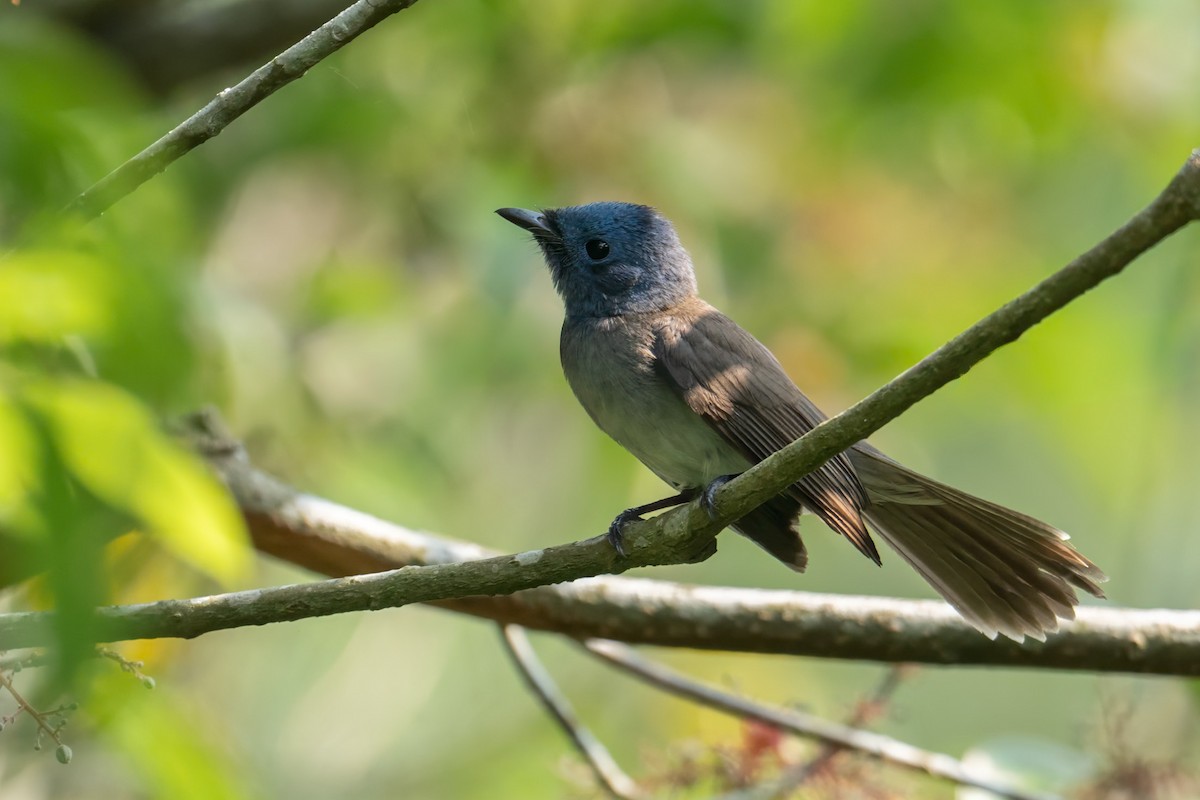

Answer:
[653,305,878,563]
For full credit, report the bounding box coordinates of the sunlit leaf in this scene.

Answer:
[26,380,249,583]
[0,250,116,345]
[0,389,39,533]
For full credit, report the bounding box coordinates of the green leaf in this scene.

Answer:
[0,389,39,534]
[0,250,116,345]
[25,379,249,583]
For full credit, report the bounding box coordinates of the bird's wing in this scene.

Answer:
[653,305,879,563]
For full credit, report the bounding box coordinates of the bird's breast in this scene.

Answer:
[560,315,749,490]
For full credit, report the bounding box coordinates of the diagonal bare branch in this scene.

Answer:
[691,149,1200,542]
[776,665,912,793]
[583,640,1055,800]
[500,626,643,800]
[64,0,423,219]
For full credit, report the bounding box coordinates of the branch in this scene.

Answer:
[583,640,1053,800]
[696,149,1200,537]
[780,665,912,789]
[196,415,1200,674]
[500,626,643,800]
[3,153,1196,671]
[0,527,647,650]
[4,411,1200,673]
[78,0,356,93]
[63,0,423,219]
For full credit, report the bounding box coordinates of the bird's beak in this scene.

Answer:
[496,207,553,235]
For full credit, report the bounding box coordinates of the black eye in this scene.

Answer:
[585,239,610,260]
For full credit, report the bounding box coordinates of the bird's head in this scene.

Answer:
[497,202,697,319]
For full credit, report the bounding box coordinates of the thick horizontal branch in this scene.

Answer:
[252,463,1200,675]
[5,423,1199,675]
[64,0,422,218]
[0,527,637,650]
[2,152,1196,672]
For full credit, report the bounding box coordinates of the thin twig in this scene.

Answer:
[760,665,913,798]
[851,666,912,728]
[97,648,157,689]
[499,626,642,800]
[0,648,154,684]
[93,0,358,92]
[64,0,422,219]
[0,668,65,748]
[582,639,1055,800]
[0,651,52,673]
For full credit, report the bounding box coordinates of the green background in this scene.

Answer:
[0,1,1197,797]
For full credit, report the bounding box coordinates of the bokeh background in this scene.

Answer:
[1,1,1198,797]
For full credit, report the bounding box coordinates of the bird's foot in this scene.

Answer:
[606,508,643,557]
[700,473,741,520]
[605,490,700,556]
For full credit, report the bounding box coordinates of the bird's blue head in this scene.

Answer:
[497,202,697,319]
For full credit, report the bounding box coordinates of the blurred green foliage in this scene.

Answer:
[0,0,1198,797]
[0,10,251,783]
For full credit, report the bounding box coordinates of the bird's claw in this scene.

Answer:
[606,509,643,557]
[700,474,739,520]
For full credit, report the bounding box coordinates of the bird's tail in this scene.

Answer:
[849,444,1107,641]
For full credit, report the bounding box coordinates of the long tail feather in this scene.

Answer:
[849,444,1107,641]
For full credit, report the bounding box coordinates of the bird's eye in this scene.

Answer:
[585,239,610,260]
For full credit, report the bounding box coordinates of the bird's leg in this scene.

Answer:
[700,473,742,520]
[606,489,698,556]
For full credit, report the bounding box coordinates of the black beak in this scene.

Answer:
[496,207,553,235]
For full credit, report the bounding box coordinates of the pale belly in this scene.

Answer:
[561,317,751,490]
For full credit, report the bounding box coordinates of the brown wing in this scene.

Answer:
[654,305,879,564]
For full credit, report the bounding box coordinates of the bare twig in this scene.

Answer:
[97,648,157,689]
[582,640,1054,800]
[0,667,71,758]
[850,666,912,728]
[0,646,151,764]
[87,0,356,93]
[0,651,52,674]
[762,666,913,797]
[64,0,423,219]
[500,626,642,800]
[0,648,155,686]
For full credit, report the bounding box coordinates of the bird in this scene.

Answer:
[496,201,1106,641]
